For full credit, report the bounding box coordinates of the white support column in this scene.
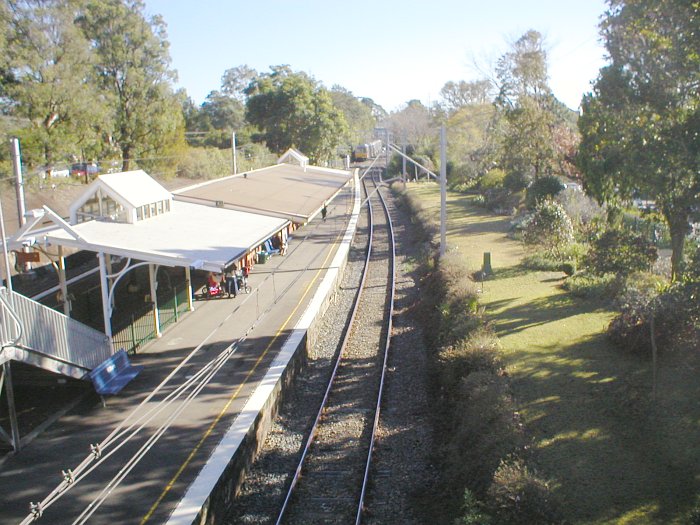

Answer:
[185,266,194,311]
[149,264,161,338]
[440,125,447,258]
[57,246,69,316]
[97,252,113,343]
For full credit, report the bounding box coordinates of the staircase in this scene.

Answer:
[0,287,111,379]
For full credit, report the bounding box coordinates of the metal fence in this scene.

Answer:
[112,284,190,355]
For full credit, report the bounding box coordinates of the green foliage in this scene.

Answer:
[445,371,524,494]
[4,0,109,167]
[245,67,347,164]
[176,147,231,179]
[520,253,562,272]
[578,0,700,280]
[480,168,506,190]
[559,261,576,276]
[486,457,561,525]
[609,275,698,354]
[562,272,622,301]
[438,251,482,346]
[521,200,574,257]
[525,175,564,209]
[586,228,657,276]
[329,85,376,147]
[438,327,502,393]
[456,489,492,525]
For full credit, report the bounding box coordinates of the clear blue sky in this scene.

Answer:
[144,0,609,112]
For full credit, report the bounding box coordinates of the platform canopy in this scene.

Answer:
[38,200,288,272]
[173,162,352,223]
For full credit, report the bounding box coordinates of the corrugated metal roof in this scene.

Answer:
[173,163,352,223]
[42,201,288,272]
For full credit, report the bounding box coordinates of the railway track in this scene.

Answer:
[275,168,395,525]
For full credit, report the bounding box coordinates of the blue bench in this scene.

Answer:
[264,239,280,255]
[88,349,143,405]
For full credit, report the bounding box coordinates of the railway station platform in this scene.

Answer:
[0,174,360,525]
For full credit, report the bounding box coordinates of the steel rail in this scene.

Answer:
[275,167,394,525]
[20,190,354,524]
[355,172,396,524]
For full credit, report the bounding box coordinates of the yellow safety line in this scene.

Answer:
[141,227,342,524]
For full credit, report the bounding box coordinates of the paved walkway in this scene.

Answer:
[0,182,356,525]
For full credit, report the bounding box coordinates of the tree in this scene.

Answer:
[493,31,560,187]
[384,99,436,153]
[80,0,183,171]
[245,67,347,164]
[221,64,257,102]
[578,0,700,280]
[440,79,493,113]
[3,0,108,170]
[329,85,375,147]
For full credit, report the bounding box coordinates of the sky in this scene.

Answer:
[144,0,610,113]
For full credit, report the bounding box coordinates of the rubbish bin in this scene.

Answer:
[257,251,268,264]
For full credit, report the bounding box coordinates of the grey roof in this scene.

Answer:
[173,163,352,223]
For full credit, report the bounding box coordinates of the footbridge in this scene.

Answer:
[0,286,111,451]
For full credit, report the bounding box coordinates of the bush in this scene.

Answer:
[177,147,231,179]
[480,168,506,190]
[439,327,502,393]
[609,278,699,354]
[456,489,492,525]
[438,251,482,345]
[486,457,561,525]
[586,228,657,276]
[521,254,562,272]
[559,261,576,276]
[521,200,574,258]
[562,272,622,300]
[444,371,524,494]
[525,176,565,209]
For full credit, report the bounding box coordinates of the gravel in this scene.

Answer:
[224,184,435,524]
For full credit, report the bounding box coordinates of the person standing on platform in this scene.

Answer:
[321,203,327,221]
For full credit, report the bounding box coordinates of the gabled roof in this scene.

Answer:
[277,148,309,166]
[69,170,172,221]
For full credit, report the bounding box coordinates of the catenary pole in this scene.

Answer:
[232,131,238,175]
[440,125,447,257]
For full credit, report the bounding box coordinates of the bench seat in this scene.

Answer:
[89,349,143,397]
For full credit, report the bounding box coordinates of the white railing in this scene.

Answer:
[0,287,111,372]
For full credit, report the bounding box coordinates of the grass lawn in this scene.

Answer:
[406,183,700,524]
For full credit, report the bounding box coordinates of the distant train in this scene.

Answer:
[353,140,383,162]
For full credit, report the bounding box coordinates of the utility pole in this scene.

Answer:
[402,140,406,189]
[385,129,390,183]
[231,131,238,175]
[440,125,447,257]
[9,138,26,227]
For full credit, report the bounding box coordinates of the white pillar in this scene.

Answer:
[232,131,238,175]
[440,125,447,257]
[58,246,69,316]
[185,266,194,311]
[97,252,113,341]
[149,264,161,337]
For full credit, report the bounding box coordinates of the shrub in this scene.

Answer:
[555,187,606,233]
[609,278,699,354]
[177,147,231,179]
[439,327,502,393]
[586,228,657,276]
[521,254,562,272]
[444,371,524,494]
[480,168,506,190]
[562,272,622,300]
[559,261,576,276]
[486,457,561,525]
[456,489,492,525]
[438,251,482,345]
[525,176,565,209]
[521,200,574,258]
